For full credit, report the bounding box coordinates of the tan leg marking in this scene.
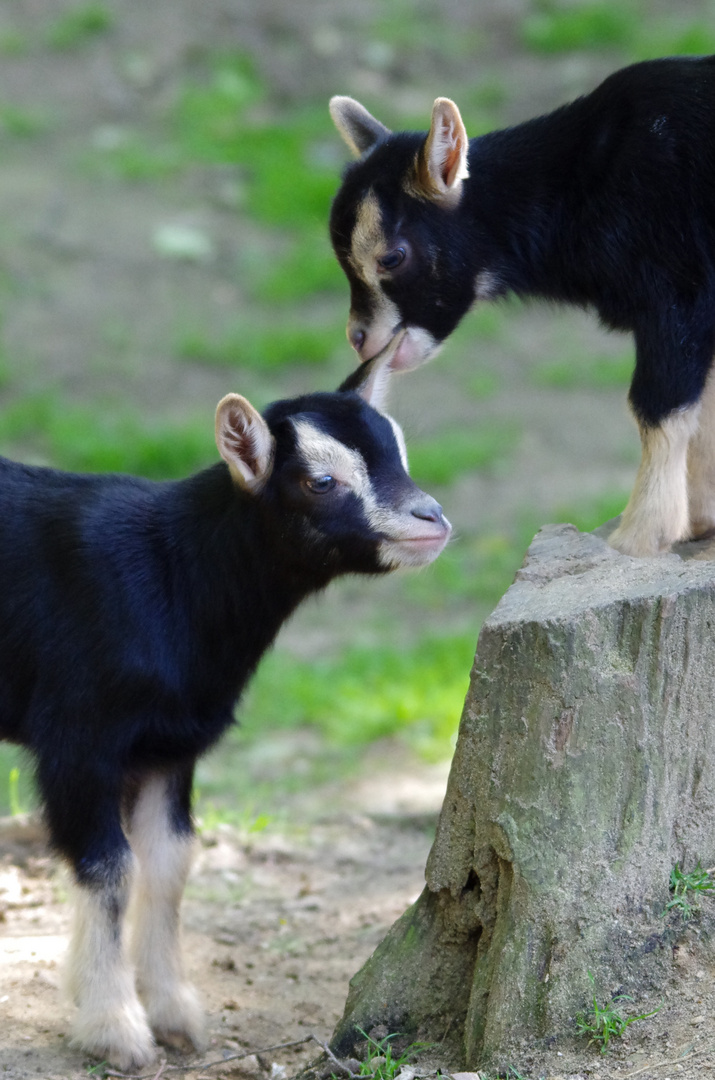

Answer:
[127,773,206,1053]
[65,869,156,1070]
[688,365,715,538]
[610,406,701,556]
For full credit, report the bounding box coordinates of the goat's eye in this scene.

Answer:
[304,475,336,495]
[377,247,406,272]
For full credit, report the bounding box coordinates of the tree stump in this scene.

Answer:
[331,523,715,1071]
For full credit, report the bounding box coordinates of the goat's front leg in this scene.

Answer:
[64,861,156,1069]
[609,407,700,556]
[610,316,710,556]
[40,758,156,1071]
[127,767,205,1053]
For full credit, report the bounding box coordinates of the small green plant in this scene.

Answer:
[663,861,715,920]
[8,766,23,816]
[351,1028,430,1080]
[575,973,661,1053]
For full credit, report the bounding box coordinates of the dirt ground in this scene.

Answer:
[3,762,715,1080]
[0,754,449,1080]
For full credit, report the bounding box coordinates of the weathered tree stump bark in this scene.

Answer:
[331,523,715,1071]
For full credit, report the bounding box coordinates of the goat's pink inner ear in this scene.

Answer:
[418,97,469,200]
[215,394,274,492]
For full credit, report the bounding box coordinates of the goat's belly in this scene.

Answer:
[128,706,235,767]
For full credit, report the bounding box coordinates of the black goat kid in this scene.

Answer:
[0,352,450,1070]
[329,56,715,557]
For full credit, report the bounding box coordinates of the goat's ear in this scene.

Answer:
[413,97,469,204]
[330,96,391,158]
[338,351,393,413]
[215,394,275,493]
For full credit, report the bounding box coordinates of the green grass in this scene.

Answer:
[555,491,629,533]
[0,105,47,138]
[177,320,343,370]
[633,19,715,61]
[241,634,473,755]
[521,1,715,61]
[663,862,715,920]
[0,747,34,817]
[521,1,637,53]
[195,633,473,821]
[0,30,30,57]
[576,972,661,1053]
[248,234,344,302]
[351,1028,432,1080]
[0,395,216,479]
[532,351,633,389]
[44,3,113,50]
[408,424,516,487]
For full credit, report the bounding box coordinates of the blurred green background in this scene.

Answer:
[0,0,712,823]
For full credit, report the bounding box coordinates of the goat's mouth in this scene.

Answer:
[362,325,407,365]
[364,325,440,372]
[379,519,452,568]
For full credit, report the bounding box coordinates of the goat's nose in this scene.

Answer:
[411,498,445,524]
[349,327,366,353]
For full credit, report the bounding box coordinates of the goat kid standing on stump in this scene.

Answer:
[329,55,715,558]
[0,348,450,1071]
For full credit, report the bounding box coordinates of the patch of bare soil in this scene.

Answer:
[3,755,715,1080]
[0,755,448,1080]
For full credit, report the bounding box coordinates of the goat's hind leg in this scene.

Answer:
[127,767,206,1053]
[688,363,715,539]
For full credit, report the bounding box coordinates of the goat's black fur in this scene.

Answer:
[329,57,715,555]
[0,364,448,1068]
[331,57,715,424]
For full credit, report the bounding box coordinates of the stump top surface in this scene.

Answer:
[488,523,715,626]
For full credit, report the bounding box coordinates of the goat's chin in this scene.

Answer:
[388,327,442,371]
[378,533,450,569]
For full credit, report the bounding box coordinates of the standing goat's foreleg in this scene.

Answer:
[127,767,205,1053]
[609,406,701,556]
[610,315,712,556]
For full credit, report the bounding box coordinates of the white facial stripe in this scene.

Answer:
[292,417,422,548]
[292,418,449,571]
[293,418,371,493]
[386,415,409,471]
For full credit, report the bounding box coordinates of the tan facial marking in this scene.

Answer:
[349,190,388,287]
